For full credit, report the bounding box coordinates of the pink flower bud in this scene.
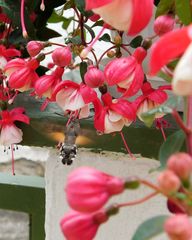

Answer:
[52,47,72,67]
[60,210,108,240]
[158,170,181,194]
[27,41,44,57]
[84,66,105,88]
[154,15,175,36]
[164,214,192,240]
[65,167,124,212]
[167,153,192,180]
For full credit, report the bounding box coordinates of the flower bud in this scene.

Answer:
[107,50,116,58]
[114,35,122,45]
[153,15,175,36]
[167,153,192,180]
[84,66,105,88]
[65,167,124,213]
[52,47,72,67]
[27,41,44,57]
[164,214,192,240]
[158,170,181,194]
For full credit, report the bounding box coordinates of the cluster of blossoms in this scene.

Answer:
[1,0,192,239]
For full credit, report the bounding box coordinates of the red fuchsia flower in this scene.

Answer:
[85,0,153,35]
[93,93,136,134]
[153,15,175,36]
[52,47,72,67]
[4,58,39,92]
[65,166,124,213]
[52,81,97,119]
[149,25,192,76]
[0,45,21,70]
[167,153,192,181]
[0,107,29,146]
[164,214,192,240]
[84,65,105,88]
[27,41,45,57]
[134,82,170,121]
[60,210,108,240]
[35,67,64,99]
[157,169,181,194]
[104,47,146,97]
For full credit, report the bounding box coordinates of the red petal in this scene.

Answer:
[149,26,192,75]
[79,84,97,104]
[148,89,168,104]
[85,0,113,10]
[93,98,105,132]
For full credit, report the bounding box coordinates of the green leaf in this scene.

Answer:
[132,215,168,240]
[0,0,10,9]
[65,35,82,45]
[175,0,192,25]
[155,0,175,17]
[159,130,186,168]
[130,36,143,48]
[99,33,111,42]
[80,62,88,82]
[158,71,172,83]
[84,24,95,40]
[74,0,92,16]
[36,27,61,41]
[48,10,66,23]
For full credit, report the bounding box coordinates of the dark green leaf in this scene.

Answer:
[99,33,111,42]
[175,0,192,25]
[92,20,104,28]
[155,0,175,18]
[64,0,75,10]
[74,0,92,17]
[80,62,88,82]
[159,130,185,168]
[36,27,61,41]
[84,24,95,40]
[130,36,143,48]
[0,0,10,9]
[48,10,66,23]
[65,35,82,45]
[132,215,168,240]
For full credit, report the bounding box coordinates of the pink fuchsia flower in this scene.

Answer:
[164,214,192,240]
[35,67,64,98]
[86,0,153,35]
[149,25,192,76]
[65,166,124,213]
[167,153,192,181]
[60,210,108,240]
[158,170,181,194]
[84,65,105,88]
[52,47,72,67]
[0,107,29,146]
[104,47,146,97]
[53,81,97,119]
[4,58,39,92]
[153,15,175,36]
[27,41,45,57]
[135,82,170,121]
[93,93,136,134]
[0,45,21,70]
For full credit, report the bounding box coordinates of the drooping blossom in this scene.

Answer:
[164,214,192,240]
[167,153,192,181]
[153,15,175,36]
[53,81,97,119]
[104,47,146,97]
[85,0,153,35]
[0,107,30,146]
[84,65,105,88]
[93,93,136,134]
[65,167,124,213]
[4,58,39,92]
[35,67,64,98]
[0,45,21,70]
[60,210,108,240]
[52,47,72,67]
[135,82,170,121]
[27,41,45,57]
[149,25,192,76]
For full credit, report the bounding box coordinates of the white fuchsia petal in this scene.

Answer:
[0,125,23,146]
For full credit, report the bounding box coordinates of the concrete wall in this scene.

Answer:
[45,148,169,240]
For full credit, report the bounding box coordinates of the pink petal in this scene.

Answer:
[0,125,23,145]
[93,98,106,132]
[104,114,124,133]
[86,0,113,10]
[150,26,192,75]
[108,110,122,122]
[79,84,97,104]
[79,105,90,119]
[148,89,168,104]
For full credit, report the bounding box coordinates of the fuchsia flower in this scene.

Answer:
[52,47,72,67]
[135,82,170,121]
[93,93,136,134]
[153,15,175,36]
[104,47,146,97]
[65,166,124,213]
[0,45,21,70]
[84,65,105,88]
[0,107,29,146]
[4,58,39,92]
[85,0,153,35]
[164,214,192,240]
[53,81,97,119]
[35,67,64,98]
[60,210,108,240]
